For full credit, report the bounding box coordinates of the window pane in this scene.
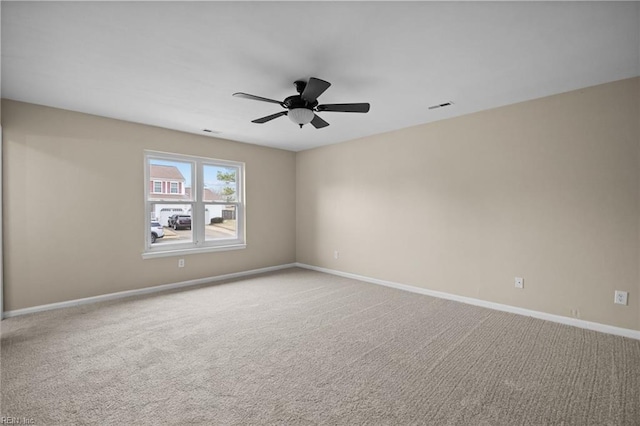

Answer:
[204,165,239,203]
[149,203,193,245]
[149,159,193,201]
[205,205,237,242]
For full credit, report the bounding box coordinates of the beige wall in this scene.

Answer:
[3,78,639,332]
[297,77,640,331]
[2,100,296,311]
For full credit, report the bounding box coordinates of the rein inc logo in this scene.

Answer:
[1,418,35,425]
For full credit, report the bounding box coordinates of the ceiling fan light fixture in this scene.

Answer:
[288,108,314,128]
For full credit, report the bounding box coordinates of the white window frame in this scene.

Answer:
[169,181,179,194]
[143,151,246,259]
[152,180,163,193]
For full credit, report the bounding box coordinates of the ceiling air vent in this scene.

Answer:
[428,101,454,110]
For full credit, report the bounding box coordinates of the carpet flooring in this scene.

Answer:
[1,267,639,425]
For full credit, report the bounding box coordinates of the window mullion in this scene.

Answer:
[194,160,205,246]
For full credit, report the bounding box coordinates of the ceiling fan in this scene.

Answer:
[233,77,370,129]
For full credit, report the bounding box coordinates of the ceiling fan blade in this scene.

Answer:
[251,111,288,124]
[317,103,370,113]
[310,114,329,129]
[233,92,284,107]
[301,77,331,103]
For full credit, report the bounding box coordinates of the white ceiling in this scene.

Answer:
[2,1,639,152]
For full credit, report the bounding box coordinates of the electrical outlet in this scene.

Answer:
[334,250,339,259]
[178,259,185,268]
[515,277,524,289]
[614,290,628,305]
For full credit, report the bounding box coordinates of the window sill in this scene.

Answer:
[142,244,246,259]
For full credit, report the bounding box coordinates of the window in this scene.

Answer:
[170,182,179,194]
[144,151,245,258]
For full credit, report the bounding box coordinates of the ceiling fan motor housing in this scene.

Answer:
[284,95,317,110]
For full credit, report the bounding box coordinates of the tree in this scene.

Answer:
[216,171,236,183]
[221,186,235,202]
[217,170,236,202]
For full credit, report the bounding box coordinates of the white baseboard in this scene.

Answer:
[2,263,297,319]
[6,262,639,340]
[295,263,640,341]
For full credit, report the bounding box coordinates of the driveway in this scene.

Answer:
[154,224,236,244]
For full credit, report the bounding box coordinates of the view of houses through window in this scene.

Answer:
[145,152,244,255]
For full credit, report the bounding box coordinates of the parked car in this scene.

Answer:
[151,221,165,243]
[168,214,191,230]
